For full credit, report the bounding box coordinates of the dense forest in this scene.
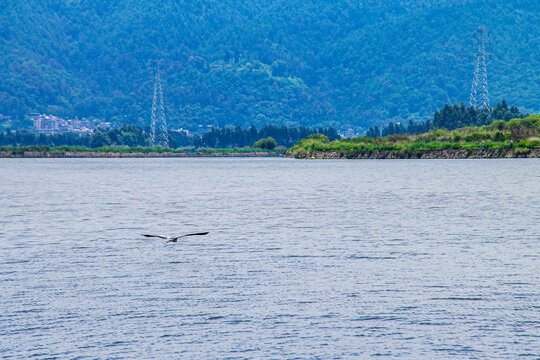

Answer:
[0,124,338,149]
[1,0,539,130]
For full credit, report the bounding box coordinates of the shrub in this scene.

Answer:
[514,147,531,155]
[493,131,508,142]
[253,137,277,150]
[294,149,310,158]
[385,134,408,142]
[507,116,540,129]
[491,120,505,131]
[516,140,540,149]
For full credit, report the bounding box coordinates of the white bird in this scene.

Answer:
[142,232,209,243]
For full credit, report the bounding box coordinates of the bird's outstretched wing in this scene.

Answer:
[167,232,209,243]
[142,234,168,239]
[177,232,209,238]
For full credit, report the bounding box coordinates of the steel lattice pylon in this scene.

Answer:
[151,64,169,148]
[469,26,492,119]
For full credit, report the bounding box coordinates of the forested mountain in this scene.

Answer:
[1,0,539,130]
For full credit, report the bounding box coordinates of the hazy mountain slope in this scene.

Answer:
[0,0,538,129]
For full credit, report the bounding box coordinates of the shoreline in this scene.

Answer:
[292,148,540,159]
[2,149,539,159]
[0,151,281,158]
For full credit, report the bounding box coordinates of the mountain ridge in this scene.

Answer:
[1,0,538,129]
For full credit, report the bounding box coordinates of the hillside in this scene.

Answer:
[1,0,539,129]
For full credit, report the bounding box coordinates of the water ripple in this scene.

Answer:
[0,158,538,359]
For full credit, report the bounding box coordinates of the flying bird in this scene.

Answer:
[142,232,209,243]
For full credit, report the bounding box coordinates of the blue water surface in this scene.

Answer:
[0,158,539,359]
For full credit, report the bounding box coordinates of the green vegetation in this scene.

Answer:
[369,100,527,138]
[288,116,540,158]
[194,125,338,148]
[4,115,539,158]
[253,137,277,150]
[1,1,539,130]
[0,124,337,149]
[0,125,148,148]
[0,144,283,156]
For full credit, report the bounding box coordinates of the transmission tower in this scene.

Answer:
[469,26,492,119]
[150,63,169,148]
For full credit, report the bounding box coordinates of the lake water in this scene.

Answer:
[0,158,539,359]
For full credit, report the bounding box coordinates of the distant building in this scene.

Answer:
[31,114,59,134]
[338,128,361,139]
[30,114,109,135]
[189,124,214,136]
[172,128,190,135]
[98,122,111,130]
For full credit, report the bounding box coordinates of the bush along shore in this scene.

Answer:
[0,145,285,158]
[287,116,540,159]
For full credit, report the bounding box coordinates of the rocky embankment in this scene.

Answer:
[0,151,279,158]
[3,149,538,159]
[293,148,540,159]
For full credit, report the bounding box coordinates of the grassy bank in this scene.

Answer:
[0,145,285,157]
[288,116,540,159]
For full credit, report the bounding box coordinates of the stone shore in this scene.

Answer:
[0,151,279,158]
[293,148,540,159]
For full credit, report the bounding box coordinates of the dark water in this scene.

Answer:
[0,158,538,359]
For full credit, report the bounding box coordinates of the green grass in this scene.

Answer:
[287,115,540,157]
[197,147,281,154]
[0,145,285,155]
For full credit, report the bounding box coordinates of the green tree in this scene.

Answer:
[253,137,277,150]
[90,131,111,148]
